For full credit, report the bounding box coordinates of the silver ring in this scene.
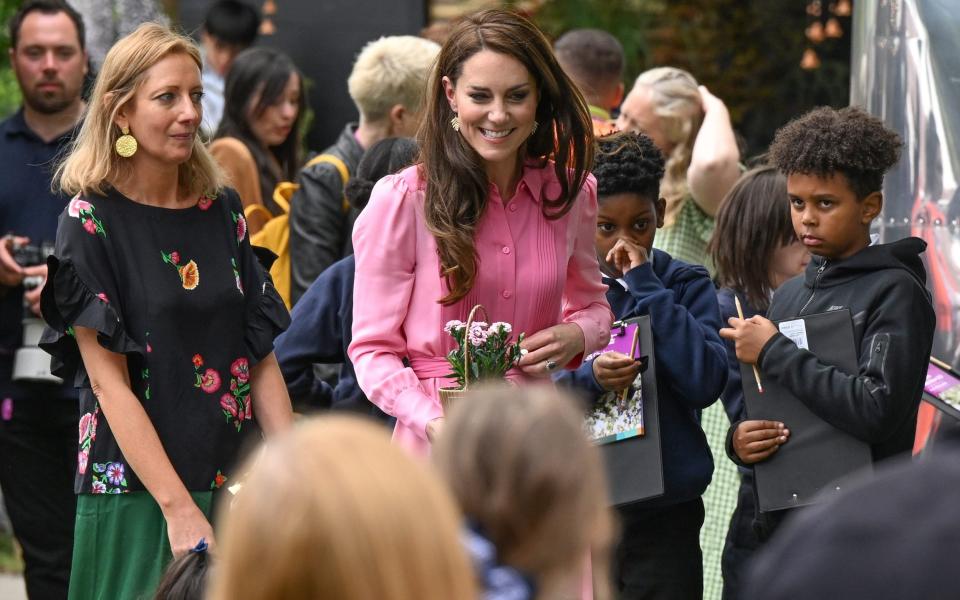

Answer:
[544,360,558,371]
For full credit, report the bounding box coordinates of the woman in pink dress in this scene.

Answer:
[349,9,613,456]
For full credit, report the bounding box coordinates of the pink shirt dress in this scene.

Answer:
[349,161,613,456]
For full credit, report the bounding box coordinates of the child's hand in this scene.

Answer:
[733,420,789,464]
[592,351,640,391]
[719,315,779,364]
[605,238,649,276]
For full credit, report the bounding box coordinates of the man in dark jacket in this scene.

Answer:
[288,35,438,304]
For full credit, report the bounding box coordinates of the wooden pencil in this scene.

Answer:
[735,295,764,393]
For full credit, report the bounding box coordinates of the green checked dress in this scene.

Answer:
[653,194,716,275]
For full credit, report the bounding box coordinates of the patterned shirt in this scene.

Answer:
[40,188,288,494]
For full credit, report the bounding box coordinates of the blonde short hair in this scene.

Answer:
[208,416,476,600]
[633,67,703,222]
[434,385,614,587]
[347,35,439,122]
[57,23,222,197]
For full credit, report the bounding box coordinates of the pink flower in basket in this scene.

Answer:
[443,316,525,391]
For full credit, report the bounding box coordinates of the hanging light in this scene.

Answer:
[801,48,821,70]
[806,21,825,43]
[825,17,843,38]
[835,0,852,17]
[806,0,822,17]
[260,1,276,35]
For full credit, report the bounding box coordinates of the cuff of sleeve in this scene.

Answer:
[757,332,789,371]
[565,312,613,368]
[397,386,444,442]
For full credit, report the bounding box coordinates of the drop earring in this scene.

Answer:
[530,120,539,136]
[115,126,138,158]
[450,115,461,132]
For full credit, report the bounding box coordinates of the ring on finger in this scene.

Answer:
[544,359,558,372]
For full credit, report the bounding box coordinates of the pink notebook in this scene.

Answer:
[584,319,645,444]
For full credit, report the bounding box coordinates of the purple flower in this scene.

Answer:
[469,324,489,347]
[444,320,464,334]
[91,480,107,494]
[77,450,88,474]
[489,322,512,334]
[105,462,125,486]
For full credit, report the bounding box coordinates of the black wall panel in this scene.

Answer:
[178,0,428,150]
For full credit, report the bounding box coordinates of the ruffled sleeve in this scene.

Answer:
[39,195,145,386]
[231,190,290,364]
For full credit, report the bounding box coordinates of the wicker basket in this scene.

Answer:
[438,304,488,414]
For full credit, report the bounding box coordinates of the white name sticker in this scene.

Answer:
[778,319,809,350]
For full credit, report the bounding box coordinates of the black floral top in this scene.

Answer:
[40,187,289,494]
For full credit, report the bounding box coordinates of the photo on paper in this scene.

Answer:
[585,371,644,444]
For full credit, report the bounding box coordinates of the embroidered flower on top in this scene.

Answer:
[232,212,247,244]
[197,193,215,211]
[77,407,99,475]
[210,470,227,490]
[192,354,222,394]
[161,250,200,290]
[221,357,253,431]
[91,461,128,493]
[67,195,106,237]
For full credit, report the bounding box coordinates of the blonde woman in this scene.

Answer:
[616,67,741,272]
[434,385,614,599]
[40,23,293,599]
[209,416,477,600]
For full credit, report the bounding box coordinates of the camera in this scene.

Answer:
[10,239,61,384]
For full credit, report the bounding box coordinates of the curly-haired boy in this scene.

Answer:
[557,131,728,600]
[720,106,936,538]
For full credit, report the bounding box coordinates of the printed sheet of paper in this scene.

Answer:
[926,363,960,409]
[778,318,809,350]
[586,376,644,443]
[585,321,644,444]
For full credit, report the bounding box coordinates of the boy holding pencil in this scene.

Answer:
[721,107,936,537]
[557,131,727,600]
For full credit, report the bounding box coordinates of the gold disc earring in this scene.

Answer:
[450,115,461,132]
[115,126,138,158]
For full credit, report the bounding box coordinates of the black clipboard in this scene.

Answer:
[594,315,664,506]
[740,309,872,512]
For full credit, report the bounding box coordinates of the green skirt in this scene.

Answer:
[68,491,214,600]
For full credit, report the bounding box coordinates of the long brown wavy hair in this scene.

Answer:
[419,9,594,305]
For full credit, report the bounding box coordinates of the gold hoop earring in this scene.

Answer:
[115,126,138,158]
[450,115,461,132]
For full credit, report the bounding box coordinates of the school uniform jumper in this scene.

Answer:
[274,254,388,420]
[348,162,613,457]
[557,249,728,600]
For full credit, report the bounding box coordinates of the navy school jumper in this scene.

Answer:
[556,249,728,507]
[274,254,387,420]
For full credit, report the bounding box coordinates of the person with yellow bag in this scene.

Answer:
[209,47,305,237]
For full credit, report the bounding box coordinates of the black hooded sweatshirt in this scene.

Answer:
[755,237,936,462]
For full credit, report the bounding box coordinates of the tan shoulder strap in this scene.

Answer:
[306,153,351,214]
